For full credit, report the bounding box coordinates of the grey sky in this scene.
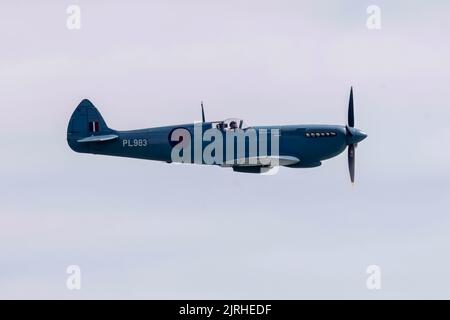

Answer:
[1,0,450,299]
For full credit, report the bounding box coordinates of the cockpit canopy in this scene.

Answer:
[212,118,250,131]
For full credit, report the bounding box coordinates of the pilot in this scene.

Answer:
[229,121,238,130]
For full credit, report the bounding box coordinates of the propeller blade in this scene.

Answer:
[201,101,205,122]
[348,87,354,127]
[348,144,355,183]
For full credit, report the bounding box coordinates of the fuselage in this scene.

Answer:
[67,97,368,174]
[68,122,349,168]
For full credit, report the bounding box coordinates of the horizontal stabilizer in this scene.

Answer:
[77,134,119,143]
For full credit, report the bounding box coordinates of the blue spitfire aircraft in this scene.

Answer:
[67,88,367,182]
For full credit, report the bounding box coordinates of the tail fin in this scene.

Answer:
[67,99,114,152]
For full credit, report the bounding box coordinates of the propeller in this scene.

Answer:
[347,87,355,183]
[345,87,367,184]
[201,101,205,123]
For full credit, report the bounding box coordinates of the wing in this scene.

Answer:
[232,165,280,174]
[222,155,300,167]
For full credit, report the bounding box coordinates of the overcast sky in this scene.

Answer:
[1,0,450,299]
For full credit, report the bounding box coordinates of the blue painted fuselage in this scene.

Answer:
[67,99,366,171]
